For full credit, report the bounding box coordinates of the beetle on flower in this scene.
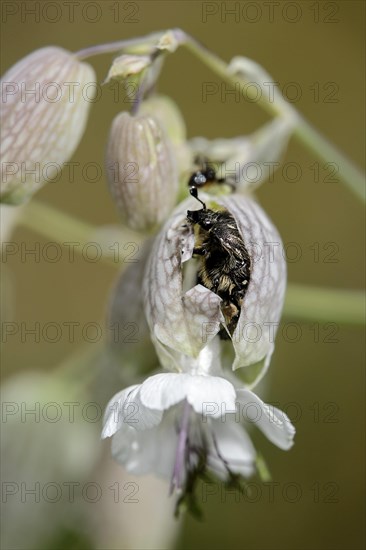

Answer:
[103,177,294,513]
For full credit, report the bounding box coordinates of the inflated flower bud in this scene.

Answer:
[143,193,286,386]
[1,47,95,204]
[139,95,192,177]
[106,112,178,232]
[139,95,186,146]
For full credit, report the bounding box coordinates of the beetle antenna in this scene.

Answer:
[189,186,206,209]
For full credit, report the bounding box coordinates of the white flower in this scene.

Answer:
[102,341,295,497]
[143,192,286,386]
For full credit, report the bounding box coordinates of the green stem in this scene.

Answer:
[283,284,365,326]
[74,32,162,60]
[17,200,142,268]
[183,34,282,116]
[19,200,93,243]
[73,29,365,200]
[293,117,365,202]
[16,200,365,326]
[180,31,365,202]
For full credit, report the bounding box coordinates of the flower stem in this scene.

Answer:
[16,201,364,325]
[74,32,162,60]
[16,200,364,325]
[179,30,365,202]
[17,199,142,268]
[19,200,93,243]
[73,29,364,200]
[293,116,365,202]
[283,284,365,326]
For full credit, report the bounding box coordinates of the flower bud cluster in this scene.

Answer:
[2,38,296,517]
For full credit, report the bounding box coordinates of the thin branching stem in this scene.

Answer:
[18,201,365,326]
[75,29,365,201]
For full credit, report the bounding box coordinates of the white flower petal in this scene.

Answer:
[149,335,224,376]
[237,389,295,450]
[181,229,196,263]
[149,334,181,372]
[102,385,139,438]
[139,372,236,417]
[153,284,223,358]
[180,337,223,376]
[111,413,177,478]
[208,418,256,478]
[102,384,163,437]
[111,426,156,475]
[182,284,223,345]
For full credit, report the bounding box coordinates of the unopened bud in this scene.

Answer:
[104,54,165,111]
[139,95,186,145]
[1,47,95,204]
[106,112,178,232]
[139,94,192,178]
[104,54,151,84]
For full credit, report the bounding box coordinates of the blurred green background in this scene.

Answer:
[1,1,365,549]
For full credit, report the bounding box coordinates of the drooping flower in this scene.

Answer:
[1,47,95,204]
[102,340,295,513]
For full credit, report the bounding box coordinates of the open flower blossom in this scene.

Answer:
[143,191,287,386]
[101,123,293,511]
[103,184,292,511]
[102,339,295,501]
